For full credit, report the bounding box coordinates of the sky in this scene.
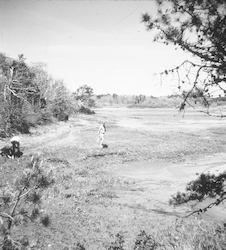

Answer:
[0,0,191,96]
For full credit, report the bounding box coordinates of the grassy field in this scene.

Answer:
[1,108,226,249]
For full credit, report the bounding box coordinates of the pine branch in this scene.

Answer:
[185,195,226,218]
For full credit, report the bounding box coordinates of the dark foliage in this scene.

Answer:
[75,243,86,250]
[0,155,54,249]
[78,105,95,115]
[108,233,125,250]
[133,231,159,250]
[54,112,69,121]
[170,172,226,215]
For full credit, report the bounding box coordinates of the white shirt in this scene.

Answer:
[10,136,20,143]
[99,124,106,134]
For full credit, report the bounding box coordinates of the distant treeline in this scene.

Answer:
[93,93,226,109]
[94,94,181,108]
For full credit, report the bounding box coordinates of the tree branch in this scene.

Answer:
[199,109,226,118]
[6,86,27,102]
[0,212,15,221]
[185,195,226,218]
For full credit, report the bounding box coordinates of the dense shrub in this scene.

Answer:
[108,233,125,250]
[0,155,54,249]
[133,231,159,250]
[78,106,95,115]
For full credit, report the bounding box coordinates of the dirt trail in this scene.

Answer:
[3,116,98,154]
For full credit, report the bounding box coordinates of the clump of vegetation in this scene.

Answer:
[170,172,226,216]
[108,232,125,250]
[0,155,54,249]
[107,219,226,250]
[74,243,86,250]
[133,230,159,250]
[73,85,95,114]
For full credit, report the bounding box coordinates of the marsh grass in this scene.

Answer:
[1,112,226,249]
[107,218,226,250]
[145,218,226,250]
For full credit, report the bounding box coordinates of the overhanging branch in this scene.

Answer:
[185,195,226,218]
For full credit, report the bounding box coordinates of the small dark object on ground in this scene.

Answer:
[102,144,108,148]
[14,150,23,158]
[0,146,23,158]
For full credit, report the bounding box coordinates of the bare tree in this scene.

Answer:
[0,53,41,135]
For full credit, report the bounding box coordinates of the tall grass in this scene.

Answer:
[108,218,226,250]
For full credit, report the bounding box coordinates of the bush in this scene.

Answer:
[78,106,95,115]
[0,155,54,249]
[36,108,53,125]
[54,112,69,121]
[108,232,125,250]
[133,231,159,250]
[106,219,226,250]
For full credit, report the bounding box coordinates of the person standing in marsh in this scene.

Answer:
[98,122,106,148]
